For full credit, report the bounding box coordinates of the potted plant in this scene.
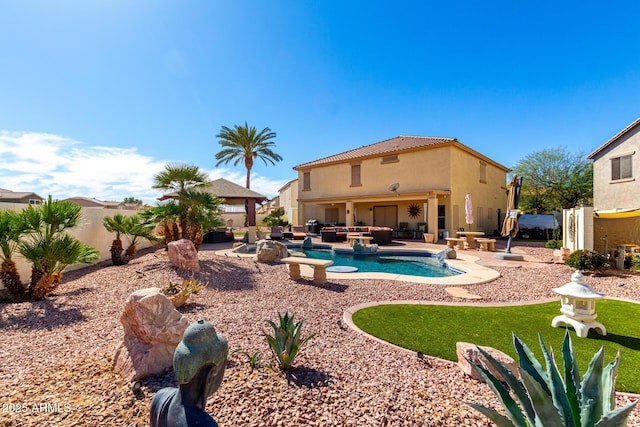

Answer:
[161,277,204,307]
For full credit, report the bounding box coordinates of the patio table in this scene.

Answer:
[455,231,485,249]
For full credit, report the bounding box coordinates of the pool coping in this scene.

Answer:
[215,244,501,285]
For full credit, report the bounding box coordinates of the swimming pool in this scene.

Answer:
[302,248,461,278]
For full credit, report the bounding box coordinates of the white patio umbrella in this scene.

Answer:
[465,193,473,228]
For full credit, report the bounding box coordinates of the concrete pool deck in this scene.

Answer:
[210,235,546,286]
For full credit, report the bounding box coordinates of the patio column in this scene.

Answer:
[427,194,438,241]
[346,200,354,226]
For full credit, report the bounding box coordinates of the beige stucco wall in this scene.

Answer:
[279,180,299,225]
[0,204,153,289]
[296,144,507,236]
[448,147,507,234]
[591,126,640,211]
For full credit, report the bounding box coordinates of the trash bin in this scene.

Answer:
[306,219,320,234]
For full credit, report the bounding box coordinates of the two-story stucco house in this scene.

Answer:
[293,135,509,239]
[587,117,640,253]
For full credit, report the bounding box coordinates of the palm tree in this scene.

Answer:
[179,189,225,250]
[103,213,128,265]
[19,196,99,299]
[121,214,159,263]
[0,209,26,298]
[140,201,182,248]
[215,122,283,189]
[153,163,209,239]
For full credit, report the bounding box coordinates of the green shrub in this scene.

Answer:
[264,311,315,370]
[465,331,637,426]
[564,250,609,272]
[545,239,563,249]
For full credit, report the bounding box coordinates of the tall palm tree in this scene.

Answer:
[0,209,26,298]
[153,163,209,239]
[215,122,283,189]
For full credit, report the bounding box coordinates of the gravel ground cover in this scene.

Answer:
[1,241,639,426]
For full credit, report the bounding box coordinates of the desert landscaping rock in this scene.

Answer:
[1,243,639,426]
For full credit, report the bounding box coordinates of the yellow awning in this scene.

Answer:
[593,209,640,219]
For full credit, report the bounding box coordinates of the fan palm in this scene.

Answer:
[121,214,159,262]
[215,122,282,189]
[140,201,182,248]
[103,213,128,265]
[152,163,209,239]
[18,196,99,299]
[0,209,26,298]
[179,189,225,249]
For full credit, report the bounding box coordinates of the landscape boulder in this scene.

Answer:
[113,287,190,381]
[167,239,200,271]
[255,240,289,263]
[456,341,518,383]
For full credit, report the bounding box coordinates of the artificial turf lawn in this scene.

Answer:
[351,299,640,393]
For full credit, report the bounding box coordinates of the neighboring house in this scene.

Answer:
[0,188,45,206]
[293,135,509,238]
[587,117,640,253]
[63,197,141,210]
[278,179,299,225]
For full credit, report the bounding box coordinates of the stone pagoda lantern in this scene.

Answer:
[551,270,606,338]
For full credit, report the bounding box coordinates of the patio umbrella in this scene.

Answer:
[501,175,523,253]
[465,193,473,228]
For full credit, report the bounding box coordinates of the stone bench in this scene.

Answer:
[475,238,496,252]
[281,257,334,284]
[445,237,466,249]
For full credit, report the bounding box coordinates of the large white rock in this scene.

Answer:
[167,238,200,271]
[112,287,190,381]
[254,240,289,263]
[456,342,518,383]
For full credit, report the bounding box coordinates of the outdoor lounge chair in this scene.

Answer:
[269,226,284,240]
[291,225,307,240]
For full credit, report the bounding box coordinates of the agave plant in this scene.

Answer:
[264,311,315,370]
[465,331,637,427]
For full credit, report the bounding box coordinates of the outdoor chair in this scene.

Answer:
[397,222,410,239]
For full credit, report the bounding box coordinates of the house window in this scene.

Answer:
[351,164,361,186]
[477,206,485,228]
[381,155,399,164]
[611,155,632,180]
[479,162,487,183]
[29,199,41,205]
[303,172,311,191]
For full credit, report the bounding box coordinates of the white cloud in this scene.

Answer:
[0,131,286,204]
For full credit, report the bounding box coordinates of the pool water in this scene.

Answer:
[302,248,460,278]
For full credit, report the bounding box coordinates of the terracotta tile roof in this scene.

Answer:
[587,117,640,159]
[293,135,457,169]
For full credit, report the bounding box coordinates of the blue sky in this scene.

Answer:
[1,1,639,204]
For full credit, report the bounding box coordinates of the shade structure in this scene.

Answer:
[465,193,473,226]
[501,175,522,238]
